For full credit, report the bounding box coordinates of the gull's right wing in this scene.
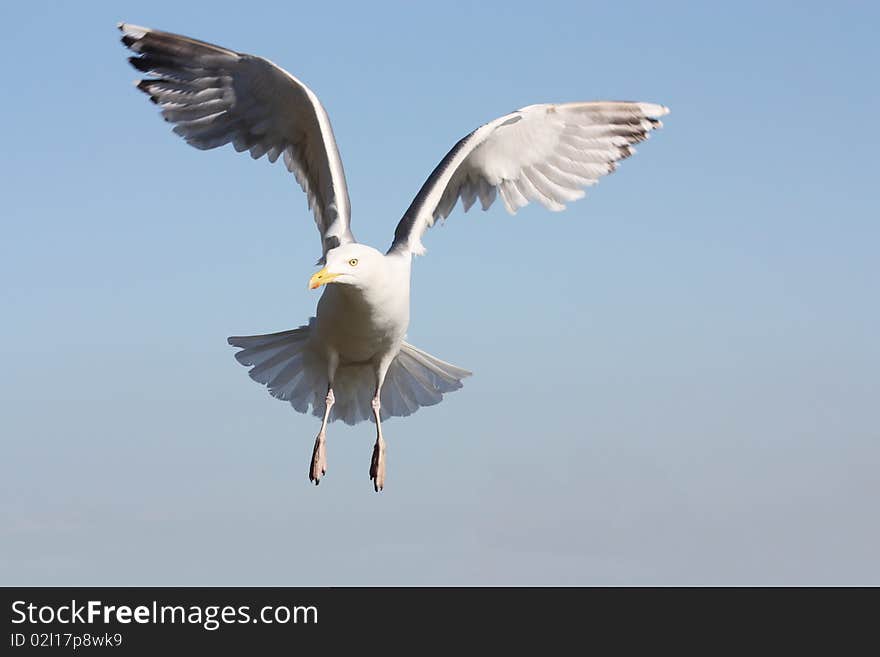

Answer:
[120,23,355,262]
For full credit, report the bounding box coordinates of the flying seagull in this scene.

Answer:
[119,22,669,492]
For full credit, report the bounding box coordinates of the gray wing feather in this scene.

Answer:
[120,23,355,261]
[389,101,669,256]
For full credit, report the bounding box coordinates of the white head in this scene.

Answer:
[308,243,385,291]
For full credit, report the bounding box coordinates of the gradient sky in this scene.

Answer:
[2,1,878,585]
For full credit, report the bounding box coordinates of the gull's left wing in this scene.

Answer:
[389,101,669,256]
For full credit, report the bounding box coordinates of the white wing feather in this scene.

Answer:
[390,101,669,255]
[120,23,355,261]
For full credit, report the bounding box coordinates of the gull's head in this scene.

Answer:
[309,244,384,291]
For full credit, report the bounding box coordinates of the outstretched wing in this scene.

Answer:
[119,23,355,261]
[389,101,669,256]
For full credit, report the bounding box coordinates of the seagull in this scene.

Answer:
[119,22,669,492]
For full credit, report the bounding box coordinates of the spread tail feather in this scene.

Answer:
[227,321,471,425]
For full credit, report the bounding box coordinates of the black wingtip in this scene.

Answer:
[128,55,150,73]
[134,80,159,103]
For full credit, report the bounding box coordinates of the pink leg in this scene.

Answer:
[369,394,386,492]
[309,388,334,485]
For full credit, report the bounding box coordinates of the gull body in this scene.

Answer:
[308,245,414,489]
[119,22,670,492]
[314,246,411,369]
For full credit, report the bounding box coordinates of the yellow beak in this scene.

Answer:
[308,267,341,290]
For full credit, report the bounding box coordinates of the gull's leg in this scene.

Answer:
[309,387,334,485]
[310,352,338,486]
[369,393,386,492]
[369,360,391,493]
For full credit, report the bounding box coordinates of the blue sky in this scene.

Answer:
[2,0,878,584]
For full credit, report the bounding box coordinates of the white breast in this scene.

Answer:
[313,253,411,365]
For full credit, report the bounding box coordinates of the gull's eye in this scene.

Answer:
[348,258,359,267]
